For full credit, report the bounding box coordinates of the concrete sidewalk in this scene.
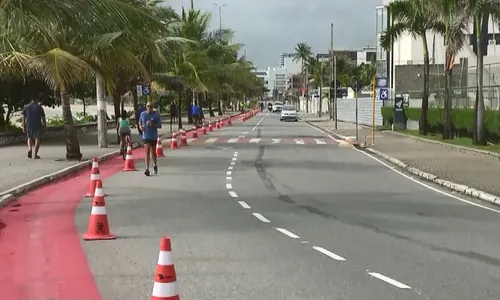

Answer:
[0,115,229,193]
[301,115,500,200]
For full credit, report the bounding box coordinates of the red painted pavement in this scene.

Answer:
[0,148,145,300]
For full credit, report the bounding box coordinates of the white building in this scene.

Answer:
[252,67,288,98]
[280,53,302,75]
[377,0,500,91]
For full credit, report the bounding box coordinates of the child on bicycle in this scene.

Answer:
[118,110,131,154]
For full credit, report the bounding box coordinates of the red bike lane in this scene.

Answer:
[0,148,144,300]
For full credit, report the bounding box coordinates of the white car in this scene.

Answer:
[272,101,283,113]
[280,105,298,122]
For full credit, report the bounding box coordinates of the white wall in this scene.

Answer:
[336,98,384,126]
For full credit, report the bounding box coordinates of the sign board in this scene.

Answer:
[142,84,151,96]
[376,77,388,88]
[136,85,143,97]
[403,92,410,108]
[393,93,406,129]
[380,88,388,101]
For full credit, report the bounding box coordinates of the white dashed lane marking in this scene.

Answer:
[226,183,232,189]
[238,201,251,209]
[228,191,238,198]
[312,246,346,261]
[253,213,271,223]
[226,171,232,175]
[368,272,412,289]
[276,228,300,239]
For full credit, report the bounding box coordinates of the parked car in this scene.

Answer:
[280,105,298,122]
[272,101,283,113]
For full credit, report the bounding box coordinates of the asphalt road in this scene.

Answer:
[76,112,500,299]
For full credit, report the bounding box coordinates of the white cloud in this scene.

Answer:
[163,0,381,68]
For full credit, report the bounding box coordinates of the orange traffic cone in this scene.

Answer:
[228,119,232,126]
[82,180,115,241]
[201,124,207,135]
[151,237,180,300]
[220,119,224,127]
[179,130,188,146]
[215,119,220,129]
[85,157,100,197]
[123,143,137,171]
[170,133,179,149]
[208,122,213,132]
[156,136,165,157]
[192,126,198,138]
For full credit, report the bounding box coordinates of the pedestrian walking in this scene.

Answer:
[22,96,46,159]
[138,101,162,176]
[170,102,177,123]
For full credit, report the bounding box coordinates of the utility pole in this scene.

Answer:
[213,3,227,40]
[330,23,334,120]
[190,0,194,9]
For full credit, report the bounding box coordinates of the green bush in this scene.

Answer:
[380,107,500,142]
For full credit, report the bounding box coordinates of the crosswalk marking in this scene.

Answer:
[272,139,281,144]
[294,139,304,145]
[205,138,218,143]
[249,138,261,143]
[227,138,239,143]
[314,139,326,144]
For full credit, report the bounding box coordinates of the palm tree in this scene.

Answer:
[464,0,500,145]
[380,0,442,135]
[431,0,469,139]
[293,43,312,113]
[309,58,329,117]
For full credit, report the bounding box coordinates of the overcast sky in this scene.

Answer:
[164,0,381,69]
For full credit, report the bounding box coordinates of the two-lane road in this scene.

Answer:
[74,111,500,299]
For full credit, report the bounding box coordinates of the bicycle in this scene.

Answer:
[121,134,131,160]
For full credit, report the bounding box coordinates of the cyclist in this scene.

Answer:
[139,101,162,176]
[118,110,131,155]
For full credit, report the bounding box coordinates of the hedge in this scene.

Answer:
[380,106,500,142]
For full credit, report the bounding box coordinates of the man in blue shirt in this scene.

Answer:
[139,101,162,176]
[22,96,46,159]
[191,103,200,127]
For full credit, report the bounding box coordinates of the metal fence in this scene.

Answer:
[397,61,500,109]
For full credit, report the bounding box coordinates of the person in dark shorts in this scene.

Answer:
[22,96,46,159]
[139,101,162,176]
[191,103,200,127]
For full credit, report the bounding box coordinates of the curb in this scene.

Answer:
[384,130,500,159]
[0,112,244,208]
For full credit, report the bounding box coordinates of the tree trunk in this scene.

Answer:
[319,81,323,117]
[420,33,430,135]
[217,93,223,115]
[132,84,140,135]
[112,90,121,144]
[476,43,486,145]
[208,95,215,117]
[177,89,183,130]
[61,90,82,161]
[443,61,453,139]
[96,74,108,147]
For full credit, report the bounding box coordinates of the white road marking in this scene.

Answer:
[205,138,218,143]
[252,213,271,223]
[249,138,261,143]
[314,139,326,144]
[276,228,300,239]
[226,177,232,181]
[272,138,281,144]
[312,246,346,261]
[228,166,233,170]
[328,134,343,143]
[252,114,267,131]
[294,139,304,145]
[187,138,196,143]
[232,157,237,161]
[242,132,248,135]
[226,171,232,176]
[367,272,412,289]
[226,183,232,189]
[230,162,235,165]
[355,149,500,214]
[228,191,238,198]
[234,151,239,154]
[238,201,251,209]
[227,138,239,143]
[302,120,326,133]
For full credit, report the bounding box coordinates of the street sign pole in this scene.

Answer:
[334,55,337,130]
[372,76,376,145]
[355,81,359,141]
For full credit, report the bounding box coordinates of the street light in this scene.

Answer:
[213,3,227,39]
